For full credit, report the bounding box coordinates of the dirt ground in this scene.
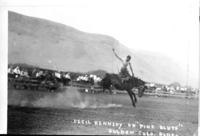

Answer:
[8,87,198,135]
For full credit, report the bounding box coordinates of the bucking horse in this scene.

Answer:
[101,73,147,107]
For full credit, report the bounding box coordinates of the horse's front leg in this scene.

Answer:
[109,88,113,94]
[102,88,105,93]
[131,90,137,103]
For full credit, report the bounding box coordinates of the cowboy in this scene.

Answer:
[112,48,134,82]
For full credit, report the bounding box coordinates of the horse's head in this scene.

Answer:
[138,85,147,97]
[129,76,145,87]
[129,76,146,97]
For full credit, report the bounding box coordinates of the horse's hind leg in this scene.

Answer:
[127,90,135,107]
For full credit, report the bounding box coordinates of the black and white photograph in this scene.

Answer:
[0,0,199,135]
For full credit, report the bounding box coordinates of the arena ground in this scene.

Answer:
[8,87,198,135]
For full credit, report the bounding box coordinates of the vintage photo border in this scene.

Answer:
[0,0,199,134]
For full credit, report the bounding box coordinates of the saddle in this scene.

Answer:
[119,69,134,83]
[119,76,131,83]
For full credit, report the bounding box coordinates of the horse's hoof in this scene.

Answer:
[132,104,136,107]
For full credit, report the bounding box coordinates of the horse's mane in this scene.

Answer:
[104,73,146,86]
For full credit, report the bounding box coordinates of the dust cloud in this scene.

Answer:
[8,87,122,109]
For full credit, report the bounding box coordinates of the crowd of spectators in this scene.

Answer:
[8,65,102,87]
[145,82,199,96]
[8,65,71,86]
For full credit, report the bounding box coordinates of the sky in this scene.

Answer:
[1,0,199,87]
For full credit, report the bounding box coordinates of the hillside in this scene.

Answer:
[8,11,188,86]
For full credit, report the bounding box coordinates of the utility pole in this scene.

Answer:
[185,42,190,97]
[186,44,189,88]
[199,13,200,89]
[198,10,200,136]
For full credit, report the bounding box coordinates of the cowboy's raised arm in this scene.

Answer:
[129,63,134,77]
[112,48,123,63]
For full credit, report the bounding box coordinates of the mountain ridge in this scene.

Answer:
[8,11,190,87]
